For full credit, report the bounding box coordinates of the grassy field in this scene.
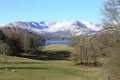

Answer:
[0,45,102,80]
[42,44,73,52]
[41,44,73,60]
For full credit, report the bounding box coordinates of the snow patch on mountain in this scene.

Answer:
[0,21,103,37]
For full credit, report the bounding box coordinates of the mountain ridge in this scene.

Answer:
[0,21,103,39]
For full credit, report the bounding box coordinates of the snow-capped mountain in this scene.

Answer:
[0,21,102,38]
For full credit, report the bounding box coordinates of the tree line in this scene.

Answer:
[0,29,45,62]
[70,35,102,66]
[101,0,120,80]
[71,0,120,80]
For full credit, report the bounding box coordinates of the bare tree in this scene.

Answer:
[0,41,10,63]
[71,36,97,66]
[101,0,120,79]
[102,0,120,27]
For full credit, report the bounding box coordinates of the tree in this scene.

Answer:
[101,0,120,79]
[71,36,95,65]
[7,30,23,56]
[0,30,6,41]
[23,32,29,52]
[0,30,10,63]
[0,41,10,63]
[102,0,120,27]
[27,37,36,54]
[71,36,85,64]
[99,32,120,80]
[71,35,103,66]
[89,36,102,66]
[22,31,45,54]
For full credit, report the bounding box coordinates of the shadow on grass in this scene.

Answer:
[20,50,71,61]
[0,66,49,70]
[3,62,45,64]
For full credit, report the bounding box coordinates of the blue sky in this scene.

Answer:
[0,0,105,25]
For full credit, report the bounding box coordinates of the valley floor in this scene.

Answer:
[0,56,102,80]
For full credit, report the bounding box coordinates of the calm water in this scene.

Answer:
[45,40,70,46]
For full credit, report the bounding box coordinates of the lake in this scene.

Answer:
[45,40,70,46]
